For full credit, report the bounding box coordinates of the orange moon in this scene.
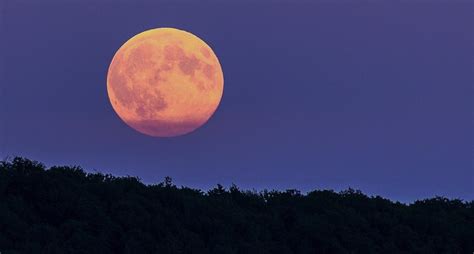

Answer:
[107,28,224,137]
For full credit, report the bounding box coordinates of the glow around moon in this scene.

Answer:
[107,28,224,137]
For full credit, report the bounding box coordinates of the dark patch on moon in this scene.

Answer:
[148,70,164,85]
[126,42,155,73]
[203,64,215,80]
[179,55,201,76]
[164,44,202,77]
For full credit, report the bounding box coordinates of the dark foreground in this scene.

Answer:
[0,158,472,253]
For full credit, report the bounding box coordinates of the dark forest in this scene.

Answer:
[0,158,472,253]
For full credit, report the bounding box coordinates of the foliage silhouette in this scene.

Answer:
[0,157,472,253]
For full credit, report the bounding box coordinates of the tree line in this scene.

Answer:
[0,157,472,253]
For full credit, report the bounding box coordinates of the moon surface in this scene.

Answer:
[107,28,224,137]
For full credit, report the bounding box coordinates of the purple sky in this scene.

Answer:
[1,1,472,202]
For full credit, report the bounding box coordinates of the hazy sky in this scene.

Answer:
[1,1,472,202]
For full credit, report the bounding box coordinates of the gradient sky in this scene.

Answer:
[1,1,472,202]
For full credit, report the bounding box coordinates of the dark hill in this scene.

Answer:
[0,157,472,253]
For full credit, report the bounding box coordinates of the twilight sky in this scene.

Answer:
[1,1,472,202]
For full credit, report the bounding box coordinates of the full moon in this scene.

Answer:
[107,28,224,137]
